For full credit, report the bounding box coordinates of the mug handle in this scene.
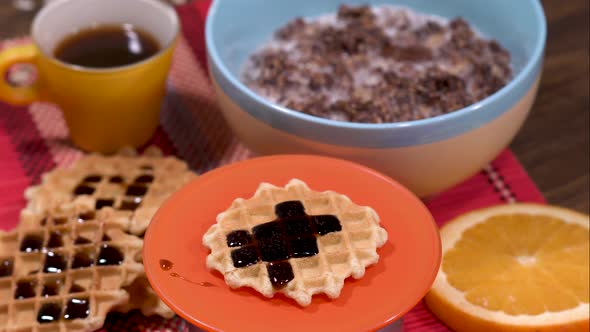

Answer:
[0,43,42,105]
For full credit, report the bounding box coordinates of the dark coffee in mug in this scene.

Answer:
[54,24,160,68]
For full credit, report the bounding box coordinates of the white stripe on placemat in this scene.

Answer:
[483,164,516,203]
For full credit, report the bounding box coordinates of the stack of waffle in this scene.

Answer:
[0,147,196,331]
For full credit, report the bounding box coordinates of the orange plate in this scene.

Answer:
[144,155,441,332]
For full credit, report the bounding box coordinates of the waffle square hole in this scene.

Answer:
[246,204,274,217]
[325,252,350,265]
[318,233,345,252]
[73,184,96,196]
[101,231,112,243]
[0,233,18,254]
[290,236,319,258]
[304,197,332,214]
[14,278,37,299]
[328,257,354,278]
[95,198,115,210]
[19,232,45,253]
[231,246,260,268]
[0,257,14,278]
[266,261,294,288]
[41,277,64,297]
[284,216,313,236]
[119,197,142,211]
[96,268,123,290]
[14,300,37,324]
[274,200,306,218]
[77,211,96,223]
[63,296,90,320]
[71,248,96,269]
[69,282,86,294]
[51,216,70,226]
[226,230,253,247]
[109,175,125,183]
[0,305,7,326]
[312,215,342,235]
[342,219,370,233]
[16,253,43,276]
[73,236,93,246]
[82,175,102,183]
[125,184,148,197]
[43,251,68,274]
[348,230,373,248]
[76,224,100,244]
[37,301,63,324]
[303,277,329,289]
[257,237,290,262]
[133,174,154,184]
[46,230,65,249]
[0,280,12,301]
[69,270,94,292]
[97,244,124,266]
[295,256,322,278]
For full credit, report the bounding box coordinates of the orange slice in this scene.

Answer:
[425,203,589,332]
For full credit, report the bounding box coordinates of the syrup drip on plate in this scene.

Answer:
[159,259,215,287]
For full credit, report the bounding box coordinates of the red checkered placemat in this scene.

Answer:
[0,1,546,331]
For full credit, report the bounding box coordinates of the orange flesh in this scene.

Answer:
[443,214,589,315]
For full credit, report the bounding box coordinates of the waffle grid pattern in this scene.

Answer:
[23,147,197,236]
[203,179,388,306]
[0,207,146,332]
[0,1,548,329]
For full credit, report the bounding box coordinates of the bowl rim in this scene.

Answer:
[205,0,546,137]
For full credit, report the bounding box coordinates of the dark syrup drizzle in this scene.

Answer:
[0,258,13,277]
[109,175,124,183]
[37,303,62,323]
[74,236,92,245]
[63,297,90,320]
[96,198,115,209]
[226,200,342,288]
[43,252,67,273]
[14,279,36,299]
[69,284,86,293]
[20,234,43,252]
[159,259,215,287]
[97,245,124,265]
[42,280,61,297]
[47,231,64,248]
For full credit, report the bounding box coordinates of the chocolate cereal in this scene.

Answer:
[242,5,512,123]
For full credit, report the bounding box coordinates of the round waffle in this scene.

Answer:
[203,179,388,306]
[23,146,197,236]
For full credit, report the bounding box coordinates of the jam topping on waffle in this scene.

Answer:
[37,302,62,323]
[3,147,193,330]
[227,200,342,288]
[15,279,36,299]
[204,179,388,306]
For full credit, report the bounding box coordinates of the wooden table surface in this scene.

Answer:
[1,0,588,214]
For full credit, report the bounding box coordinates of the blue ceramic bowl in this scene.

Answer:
[206,0,546,196]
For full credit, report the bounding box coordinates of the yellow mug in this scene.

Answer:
[0,0,179,154]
